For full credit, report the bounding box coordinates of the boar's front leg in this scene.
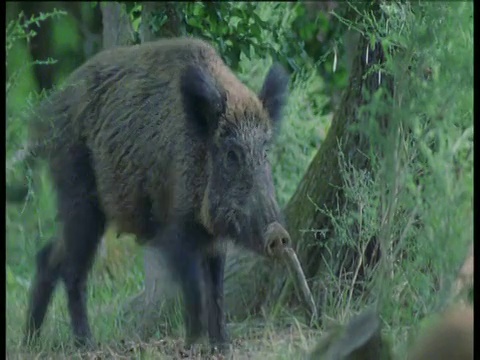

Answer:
[160,220,212,347]
[203,249,229,351]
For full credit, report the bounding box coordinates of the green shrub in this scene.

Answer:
[312,2,473,357]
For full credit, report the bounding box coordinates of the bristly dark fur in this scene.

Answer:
[22,37,290,350]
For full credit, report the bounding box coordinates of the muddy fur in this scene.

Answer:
[23,37,290,350]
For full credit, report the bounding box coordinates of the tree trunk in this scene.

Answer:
[286,36,389,276]
[77,3,103,59]
[100,2,135,49]
[279,35,392,306]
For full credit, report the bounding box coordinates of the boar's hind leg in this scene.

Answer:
[59,198,105,346]
[160,221,212,347]
[52,144,106,346]
[24,239,62,345]
[203,250,229,350]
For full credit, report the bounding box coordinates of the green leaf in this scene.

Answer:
[229,16,241,29]
[132,17,141,33]
[187,17,201,28]
[192,3,204,16]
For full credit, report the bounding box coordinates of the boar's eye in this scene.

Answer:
[226,149,239,167]
[263,142,270,160]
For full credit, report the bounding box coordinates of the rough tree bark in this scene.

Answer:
[280,34,392,303]
[100,2,135,49]
[287,40,389,269]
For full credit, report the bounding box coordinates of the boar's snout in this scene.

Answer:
[265,222,291,257]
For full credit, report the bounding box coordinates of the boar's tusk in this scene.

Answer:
[280,247,318,325]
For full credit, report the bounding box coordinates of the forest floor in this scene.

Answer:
[6,321,321,359]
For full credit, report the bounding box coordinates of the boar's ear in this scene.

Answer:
[258,63,289,127]
[181,65,226,136]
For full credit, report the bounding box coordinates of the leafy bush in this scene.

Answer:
[313,2,473,357]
